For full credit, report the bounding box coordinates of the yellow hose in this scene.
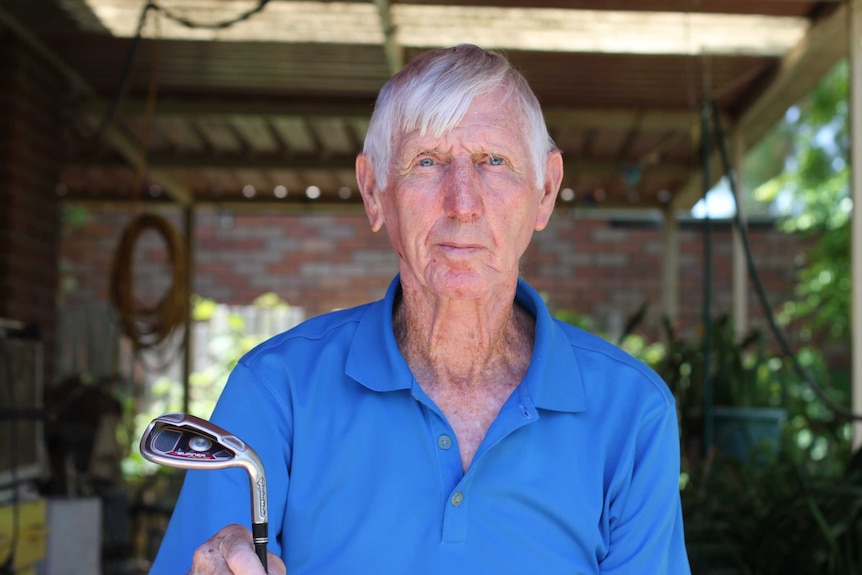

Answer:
[109,213,188,349]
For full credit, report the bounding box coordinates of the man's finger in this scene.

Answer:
[191,524,267,575]
[266,552,287,575]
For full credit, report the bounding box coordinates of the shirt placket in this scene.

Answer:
[420,392,540,544]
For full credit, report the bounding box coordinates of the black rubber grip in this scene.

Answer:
[253,523,268,573]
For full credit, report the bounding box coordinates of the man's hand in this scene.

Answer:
[190,524,287,575]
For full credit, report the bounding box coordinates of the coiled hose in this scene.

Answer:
[109,213,188,349]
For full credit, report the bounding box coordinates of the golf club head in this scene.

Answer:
[140,412,268,528]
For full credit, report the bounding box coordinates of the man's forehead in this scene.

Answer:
[397,120,527,154]
[394,132,527,162]
[401,89,523,137]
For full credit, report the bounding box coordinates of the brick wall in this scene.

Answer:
[59,203,814,350]
[529,212,810,341]
[0,30,65,380]
[59,206,398,316]
[0,26,818,382]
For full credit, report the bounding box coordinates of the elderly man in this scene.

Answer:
[151,44,690,574]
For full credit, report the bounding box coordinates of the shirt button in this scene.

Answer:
[451,492,464,507]
[437,434,453,450]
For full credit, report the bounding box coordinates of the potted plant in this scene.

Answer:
[608,307,860,574]
[652,314,787,467]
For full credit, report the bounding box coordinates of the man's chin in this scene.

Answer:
[425,269,509,300]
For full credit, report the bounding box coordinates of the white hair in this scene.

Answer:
[362,44,556,190]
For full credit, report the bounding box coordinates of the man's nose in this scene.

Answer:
[443,158,483,221]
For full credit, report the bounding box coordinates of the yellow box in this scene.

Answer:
[0,499,47,571]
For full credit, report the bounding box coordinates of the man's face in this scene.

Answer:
[360,88,561,301]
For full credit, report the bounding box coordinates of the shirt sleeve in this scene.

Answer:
[148,361,293,575]
[600,402,691,574]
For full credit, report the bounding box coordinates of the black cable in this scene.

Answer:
[700,100,716,455]
[88,0,272,144]
[148,0,272,30]
[89,2,151,143]
[708,98,862,422]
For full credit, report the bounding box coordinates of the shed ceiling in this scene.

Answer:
[0,0,849,211]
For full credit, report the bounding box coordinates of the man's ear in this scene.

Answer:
[535,149,563,231]
[356,153,385,232]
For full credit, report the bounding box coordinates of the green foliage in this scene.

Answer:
[639,315,856,573]
[658,316,784,409]
[556,57,857,568]
[61,204,92,228]
[755,59,850,343]
[672,62,862,575]
[681,58,859,573]
[554,300,857,573]
[551,309,595,331]
[123,293,293,478]
[742,117,794,216]
[684,448,862,575]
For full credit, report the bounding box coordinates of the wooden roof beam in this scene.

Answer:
[374,0,403,76]
[85,98,704,134]
[0,6,194,206]
[671,2,848,212]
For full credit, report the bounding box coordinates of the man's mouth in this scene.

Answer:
[439,243,482,252]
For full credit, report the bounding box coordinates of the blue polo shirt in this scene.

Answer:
[151,277,690,574]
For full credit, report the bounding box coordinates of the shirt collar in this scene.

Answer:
[514,279,586,413]
[346,276,413,392]
[346,276,586,414]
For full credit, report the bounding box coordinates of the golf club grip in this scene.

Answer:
[253,523,268,573]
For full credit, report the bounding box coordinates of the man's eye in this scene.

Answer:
[487,155,505,166]
[417,157,435,167]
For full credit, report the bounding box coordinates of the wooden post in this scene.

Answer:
[182,206,195,414]
[850,0,862,450]
[661,206,679,328]
[732,129,748,339]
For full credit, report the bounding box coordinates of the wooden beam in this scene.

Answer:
[0,6,194,206]
[661,208,680,325]
[81,98,378,119]
[374,0,403,75]
[850,0,862,448]
[671,4,847,212]
[102,126,195,206]
[739,3,848,150]
[544,108,702,132]
[88,98,704,134]
[732,129,748,339]
[181,206,195,413]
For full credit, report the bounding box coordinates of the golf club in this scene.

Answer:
[140,412,269,572]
